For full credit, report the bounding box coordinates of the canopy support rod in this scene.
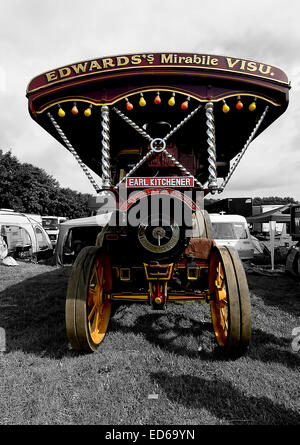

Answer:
[101,106,112,188]
[112,104,203,189]
[218,105,269,192]
[113,150,155,190]
[112,107,152,141]
[164,104,202,141]
[47,112,102,193]
[205,102,218,193]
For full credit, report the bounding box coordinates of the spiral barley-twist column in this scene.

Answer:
[205,102,218,192]
[101,106,112,188]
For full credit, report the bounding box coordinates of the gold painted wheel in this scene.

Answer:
[66,246,112,352]
[209,245,251,353]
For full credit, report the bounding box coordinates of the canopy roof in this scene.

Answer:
[26,53,290,191]
[247,204,291,223]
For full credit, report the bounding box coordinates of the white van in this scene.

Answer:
[209,213,254,260]
[42,216,68,246]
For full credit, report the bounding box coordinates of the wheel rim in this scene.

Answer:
[87,257,111,345]
[210,255,229,346]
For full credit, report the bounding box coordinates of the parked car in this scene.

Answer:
[209,213,254,260]
[0,209,53,261]
[54,213,112,265]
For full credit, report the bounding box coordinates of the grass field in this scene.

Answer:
[0,260,299,425]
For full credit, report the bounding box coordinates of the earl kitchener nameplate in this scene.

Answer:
[126,177,194,188]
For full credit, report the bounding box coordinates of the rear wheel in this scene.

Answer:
[66,246,112,352]
[193,210,213,238]
[209,245,251,353]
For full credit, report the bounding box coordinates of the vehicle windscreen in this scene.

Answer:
[212,222,248,240]
[42,218,59,230]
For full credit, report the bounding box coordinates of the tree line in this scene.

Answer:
[0,150,93,219]
[205,196,299,206]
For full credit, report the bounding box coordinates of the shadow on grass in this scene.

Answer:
[109,306,300,367]
[151,372,300,425]
[0,267,71,358]
[246,272,300,317]
[248,328,300,368]
[109,306,250,361]
[110,307,222,358]
[1,265,299,370]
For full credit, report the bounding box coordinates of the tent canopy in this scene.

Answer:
[247,204,291,223]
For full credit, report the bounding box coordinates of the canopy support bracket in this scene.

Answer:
[218,105,269,192]
[47,112,102,193]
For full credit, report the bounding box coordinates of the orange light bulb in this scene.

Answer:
[181,101,189,110]
[236,100,243,110]
[71,104,79,115]
[154,94,161,104]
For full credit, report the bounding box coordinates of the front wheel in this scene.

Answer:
[208,245,251,353]
[66,246,112,352]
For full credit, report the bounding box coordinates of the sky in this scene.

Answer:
[1,0,300,200]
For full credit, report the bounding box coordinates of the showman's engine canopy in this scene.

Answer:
[26,53,290,353]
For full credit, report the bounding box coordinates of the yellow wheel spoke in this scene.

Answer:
[91,308,100,334]
[95,264,104,287]
[88,304,96,322]
[220,308,228,331]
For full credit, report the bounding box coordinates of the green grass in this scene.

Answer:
[0,261,299,425]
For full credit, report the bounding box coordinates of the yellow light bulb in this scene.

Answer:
[249,102,256,111]
[139,96,146,107]
[58,107,65,117]
[84,107,92,117]
[222,103,230,113]
[168,96,175,106]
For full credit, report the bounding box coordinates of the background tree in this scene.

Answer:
[0,150,92,217]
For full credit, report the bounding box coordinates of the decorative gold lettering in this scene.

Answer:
[117,56,129,66]
[102,58,115,68]
[193,55,202,64]
[131,55,142,64]
[185,56,193,63]
[226,58,240,69]
[178,56,185,63]
[247,61,257,72]
[59,67,71,78]
[146,54,154,63]
[240,60,246,70]
[161,53,173,64]
[259,64,271,75]
[89,60,102,71]
[211,58,219,66]
[71,63,88,74]
[45,71,57,82]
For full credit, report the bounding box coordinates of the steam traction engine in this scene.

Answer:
[26,53,290,353]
